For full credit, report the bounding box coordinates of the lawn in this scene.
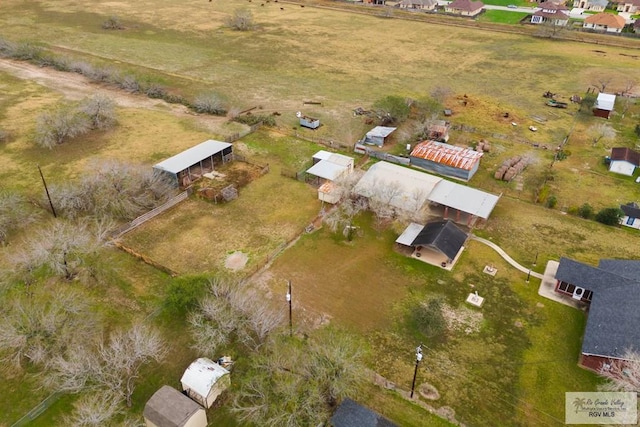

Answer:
[479,10,530,24]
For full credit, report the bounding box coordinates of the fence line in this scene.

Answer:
[113,241,179,277]
[11,392,62,427]
[112,191,188,239]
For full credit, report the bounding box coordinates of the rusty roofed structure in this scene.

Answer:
[409,140,483,181]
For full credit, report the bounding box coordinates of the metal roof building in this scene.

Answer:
[410,140,483,181]
[153,140,233,187]
[428,180,500,220]
[307,150,354,181]
[354,161,442,212]
[181,358,230,409]
[594,93,616,119]
[362,126,397,147]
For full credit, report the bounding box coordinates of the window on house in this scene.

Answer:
[532,15,543,23]
[627,216,635,225]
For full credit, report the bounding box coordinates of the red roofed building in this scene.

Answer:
[445,0,484,16]
[583,13,626,33]
[410,140,483,181]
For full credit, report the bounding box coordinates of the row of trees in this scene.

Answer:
[35,94,117,148]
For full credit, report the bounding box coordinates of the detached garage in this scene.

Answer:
[154,140,233,188]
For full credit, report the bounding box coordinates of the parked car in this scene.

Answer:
[507,4,517,8]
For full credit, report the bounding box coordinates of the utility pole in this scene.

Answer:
[286,280,292,337]
[38,165,57,218]
[410,344,423,398]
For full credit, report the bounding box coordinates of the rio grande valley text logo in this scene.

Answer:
[566,392,637,424]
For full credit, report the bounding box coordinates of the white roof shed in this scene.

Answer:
[154,140,232,174]
[595,93,616,111]
[307,151,354,181]
[181,358,230,409]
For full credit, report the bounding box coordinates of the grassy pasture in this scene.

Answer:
[2,0,640,425]
[2,0,640,146]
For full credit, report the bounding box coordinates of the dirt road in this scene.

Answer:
[0,58,228,132]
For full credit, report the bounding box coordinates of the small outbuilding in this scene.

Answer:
[181,358,231,409]
[297,112,320,129]
[362,126,397,147]
[409,140,483,181]
[144,385,207,427]
[608,147,640,176]
[594,93,616,119]
[306,151,355,204]
[154,140,233,188]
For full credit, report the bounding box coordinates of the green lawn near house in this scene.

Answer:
[479,10,530,24]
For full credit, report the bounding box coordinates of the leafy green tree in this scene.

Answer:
[411,297,446,340]
[545,195,558,209]
[595,207,624,226]
[373,95,410,126]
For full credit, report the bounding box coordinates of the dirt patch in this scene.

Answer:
[225,251,248,271]
[0,58,229,133]
[418,382,441,401]
[442,303,483,335]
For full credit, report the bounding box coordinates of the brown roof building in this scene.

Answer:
[584,13,626,33]
[445,0,484,16]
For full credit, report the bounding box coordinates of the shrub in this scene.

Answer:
[35,104,91,149]
[192,92,227,115]
[102,16,124,30]
[227,9,255,31]
[410,297,446,340]
[545,195,557,209]
[144,84,167,99]
[164,276,210,315]
[233,114,275,127]
[595,207,624,226]
[577,203,593,219]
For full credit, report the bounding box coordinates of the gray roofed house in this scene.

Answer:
[153,140,233,188]
[575,0,608,11]
[553,257,640,372]
[330,398,397,427]
[144,385,207,427]
[395,220,467,269]
[619,202,640,229]
[411,220,468,260]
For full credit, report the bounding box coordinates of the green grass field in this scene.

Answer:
[2,0,640,425]
[479,10,529,24]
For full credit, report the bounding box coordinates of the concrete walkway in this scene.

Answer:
[470,235,544,280]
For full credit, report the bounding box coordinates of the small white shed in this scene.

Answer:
[181,358,230,409]
[362,126,397,147]
[144,385,207,427]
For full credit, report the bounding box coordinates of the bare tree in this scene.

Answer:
[35,104,91,149]
[232,328,368,426]
[47,323,166,407]
[323,197,367,241]
[192,92,227,115]
[78,94,117,130]
[588,123,616,147]
[0,191,39,243]
[0,288,97,370]
[63,391,122,426]
[227,8,255,31]
[536,19,568,39]
[189,277,284,354]
[47,160,177,221]
[11,220,105,280]
[620,79,637,97]
[599,350,640,392]
[430,86,452,106]
[592,76,613,93]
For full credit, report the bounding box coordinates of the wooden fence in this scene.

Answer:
[11,392,62,427]
[112,190,189,239]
